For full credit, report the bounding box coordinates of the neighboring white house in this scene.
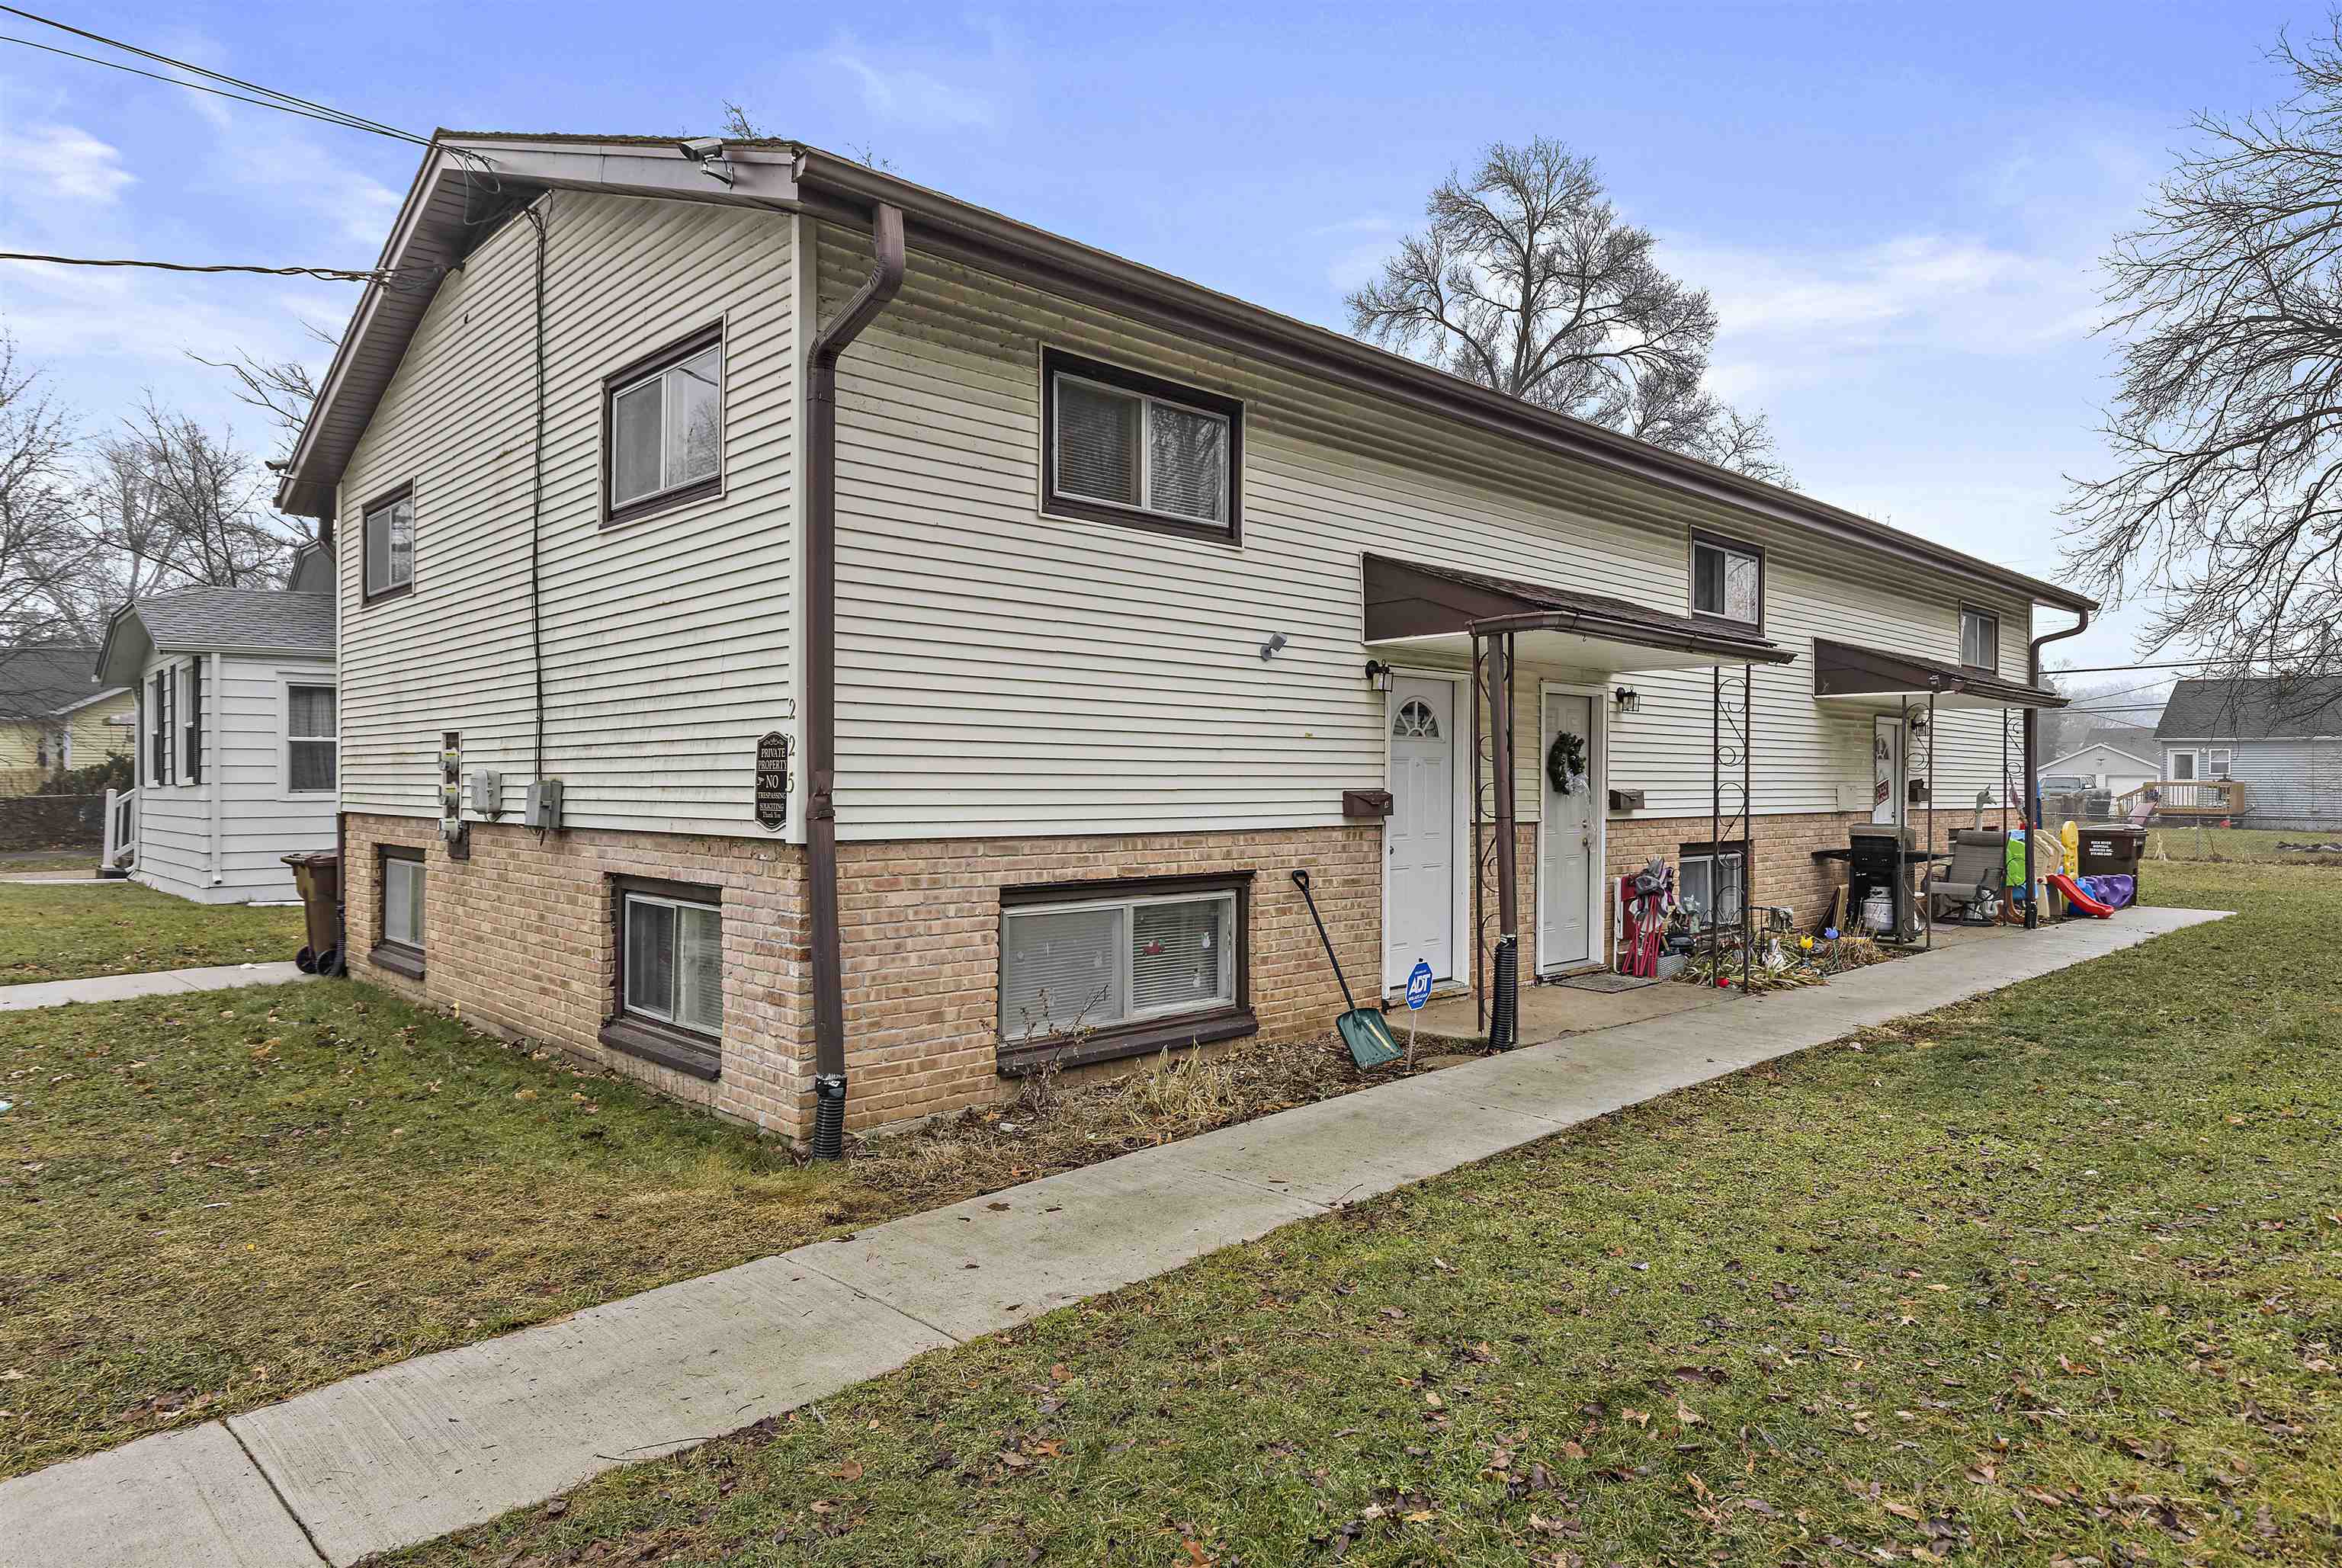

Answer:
[2155,675,2342,829]
[270,132,2090,1142]
[2040,738,2158,796]
[94,563,337,903]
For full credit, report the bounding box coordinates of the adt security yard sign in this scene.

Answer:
[1405,961,1434,1010]
[1403,960,1433,1066]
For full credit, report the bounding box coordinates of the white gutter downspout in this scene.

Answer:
[207,653,226,886]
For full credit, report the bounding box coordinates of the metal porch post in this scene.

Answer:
[1488,632,1521,1048]
[1742,662,1753,992]
[1925,686,1937,951]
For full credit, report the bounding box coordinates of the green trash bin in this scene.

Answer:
[281,851,342,976]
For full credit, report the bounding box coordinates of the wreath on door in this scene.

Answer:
[1545,730,1589,794]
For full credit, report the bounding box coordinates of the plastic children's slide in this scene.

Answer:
[2045,871,2116,919]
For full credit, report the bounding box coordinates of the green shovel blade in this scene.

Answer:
[1339,1008,1405,1069]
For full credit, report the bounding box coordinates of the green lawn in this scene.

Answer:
[387,861,2340,1568]
[0,880,309,985]
[2145,825,2342,864]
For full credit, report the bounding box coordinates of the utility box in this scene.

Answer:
[525,778,563,830]
[471,770,502,819]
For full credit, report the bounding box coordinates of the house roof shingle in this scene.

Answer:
[0,646,111,719]
[2155,676,2342,740]
[129,588,335,654]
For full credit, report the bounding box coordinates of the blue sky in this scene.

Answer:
[0,1,2318,691]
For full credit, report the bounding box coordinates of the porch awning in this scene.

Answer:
[1362,554,1793,674]
[1812,637,2066,713]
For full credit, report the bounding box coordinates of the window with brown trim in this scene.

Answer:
[373,846,425,979]
[362,485,414,602]
[1040,348,1242,543]
[1960,605,2000,672]
[1689,533,1763,627]
[997,871,1255,1074]
[603,325,723,526]
[600,875,723,1079]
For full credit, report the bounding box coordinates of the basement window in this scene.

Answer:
[1677,842,1745,930]
[1041,348,1243,541]
[602,878,725,1080]
[373,846,425,980]
[606,327,723,522]
[997,874,1256,1074]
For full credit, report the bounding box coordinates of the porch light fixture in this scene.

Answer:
[1612,685,1641,714]
[1259,632,1288,660]
[1364,659,1394,691]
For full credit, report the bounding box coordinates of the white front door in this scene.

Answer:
[1538,690,1599,971]
[1872,716,1907,827]
[1385,676,1456,986]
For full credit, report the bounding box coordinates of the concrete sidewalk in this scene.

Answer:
[0,961,310,1012]
[2,906,2228,1567]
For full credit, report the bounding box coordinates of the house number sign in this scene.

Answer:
[755,731,790,832]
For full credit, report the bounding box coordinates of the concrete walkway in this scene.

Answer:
[2,906,2227,1567]
[0,961,310,1012]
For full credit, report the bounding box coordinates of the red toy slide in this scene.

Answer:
[2046,872,2115,919]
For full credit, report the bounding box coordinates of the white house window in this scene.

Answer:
[608,332,723,515]
[1679,850,1745,930]
[2207,747,2232,780]
[1392,698,1440,739]
[2170,750,2197,782]
[1961,607,2000,672]
[364,488,414,600]
[1690,536,1761,625]
[181,661,203,785]
[621,890,724,1036]
[287,685,337,793]
[1042,348,1242,538]
[1002,887,1238,1044]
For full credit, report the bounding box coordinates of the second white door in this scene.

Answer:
[1539,690,1599,971]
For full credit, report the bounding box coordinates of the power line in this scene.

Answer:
[0,251,424,288]
[0,5,428,146]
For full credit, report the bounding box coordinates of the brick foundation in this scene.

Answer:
[341,808,1960,1141]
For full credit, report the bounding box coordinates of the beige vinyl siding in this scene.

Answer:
[335,191,796,836]
[65,692,137,768]
[820,225,2045,839]
[128,653,334,903]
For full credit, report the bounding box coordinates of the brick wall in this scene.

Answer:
[342,814,1377,1140]
[342,815,810,1131]
[834,826,1381,1130]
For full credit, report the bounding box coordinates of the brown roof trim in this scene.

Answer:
[1812,637,2067,709]
[791,149,2095,616]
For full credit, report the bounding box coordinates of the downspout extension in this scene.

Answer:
[804,201,906,1158]
[2023,606,2090,929]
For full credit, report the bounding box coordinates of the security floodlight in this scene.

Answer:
[675,137,735,185]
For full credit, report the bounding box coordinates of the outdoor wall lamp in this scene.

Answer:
[1259,632,1288,660]
[1612,685,1641,714]
[1365,659,1394,691]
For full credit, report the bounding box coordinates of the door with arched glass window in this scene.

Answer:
[1384,675,1457,989]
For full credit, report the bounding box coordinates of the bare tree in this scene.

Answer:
[2064,14,2342,675]
[1347,137,1789,483]
[0,330,91,649]
[186,322,332,462]
[81,399,309,604]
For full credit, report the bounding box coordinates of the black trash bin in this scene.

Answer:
[2076,826,2145,878]
[282,851,343,976]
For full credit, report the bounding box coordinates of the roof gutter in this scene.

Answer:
[802,198,906,1159]
[2022,605,2090,930]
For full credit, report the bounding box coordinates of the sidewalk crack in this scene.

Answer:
[223,1421,331,1566]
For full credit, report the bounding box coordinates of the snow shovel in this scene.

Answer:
[1291,867,1404,1069]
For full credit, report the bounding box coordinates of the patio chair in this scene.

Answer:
[1927,829,2007,924]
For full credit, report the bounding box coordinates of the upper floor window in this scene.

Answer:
[1961,606,2000,672]
[607,327,723,521]
[364,486,414,601]
[1690,534,1761,625]
[1041,348,1242,541]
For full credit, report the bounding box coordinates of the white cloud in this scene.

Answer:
[824,37,1001,131]
[0,123,135,204]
